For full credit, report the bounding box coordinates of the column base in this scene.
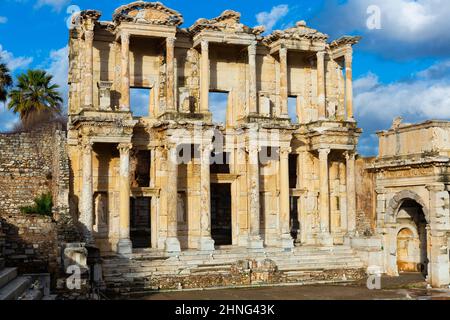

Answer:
[248,236,264,249]
[117,239,133,257]
[165,237,181,253]
[319,233,334,246]
[279,234,294,249]
[198,237,215,251]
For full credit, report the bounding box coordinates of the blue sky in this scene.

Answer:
[1,0,450,156]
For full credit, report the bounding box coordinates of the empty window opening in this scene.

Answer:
[130,87,151,117]
[289,154,298,189]
[209,91,229,124]
[288,96,298,123]
[133,150,151,188]
[130,197,151,248]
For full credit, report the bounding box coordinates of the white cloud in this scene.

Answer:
[313,0,450,59]
[45,46,69,110]
[0,44,33,71]
[34,0,70,12]
[0,16,7,24]
[354,60,450,155]
[256,4,289,33]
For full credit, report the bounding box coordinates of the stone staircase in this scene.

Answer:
[102,245,367,296]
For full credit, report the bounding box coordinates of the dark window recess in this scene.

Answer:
[210,152,230,174]
[290,196,299,240]
[289,154,298,189]
[135,150,151,187]
[211,183,232,246]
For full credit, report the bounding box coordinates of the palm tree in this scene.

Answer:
[8,69,62,128]
[0,61,13,102]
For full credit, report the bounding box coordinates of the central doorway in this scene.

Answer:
[130,197,151,249]
[211,183,232,246]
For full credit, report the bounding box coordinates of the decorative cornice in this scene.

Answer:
[330,35,362,49]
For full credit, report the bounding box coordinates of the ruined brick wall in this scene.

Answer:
[0,123,69,215]
[355,157,376,236]
[0,214,58,274]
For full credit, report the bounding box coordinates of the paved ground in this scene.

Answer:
[140,273,450,300]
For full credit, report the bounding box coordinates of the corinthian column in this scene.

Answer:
[200,40,210,113]
[279,146,294,248]
[166,37,176,112]
[279,46,288,117]
[80,139,94,244]
[165,144,181,252]
[120,32,130,111]
[318,148,332,245]
[248,41,257,115]
[117,143,132,256]
[84,30,94,108]
[317,51,326,118]
[345,47,354,120]
[198,143,215,251]
[247,140,264,249]
[345,151,356,235]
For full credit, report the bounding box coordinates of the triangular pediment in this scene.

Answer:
[113,1,183,26]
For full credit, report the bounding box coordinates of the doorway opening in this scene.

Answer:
[290,196,299,241]
[130,197,151,248]
[211,183,232,246]
[396,199,428,277]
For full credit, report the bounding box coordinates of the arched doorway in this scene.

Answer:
[396,200,428,276]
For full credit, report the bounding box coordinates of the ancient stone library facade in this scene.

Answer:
[1,1,449,294]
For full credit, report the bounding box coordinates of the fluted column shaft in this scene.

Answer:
[345,47,354,120]
[166,37,176,112]
[117,143,132,255]
[319,148,331,234]
[200,40,210,113]
[345,151,356,235]
[248,142,264,249]
[279,47,288,117]
[198,143,215,251]
[120,32,130,111]
[279,146,294,248]
[248,42,257,115]
[165,145,181,252]
[317,51,326,118]
[80,140,93,244]
[84,30,94,107]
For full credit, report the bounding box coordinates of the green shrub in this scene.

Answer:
[20,193,53,216]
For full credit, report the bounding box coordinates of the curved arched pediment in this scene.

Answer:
[385,190,430,224]
[113,1,183,26]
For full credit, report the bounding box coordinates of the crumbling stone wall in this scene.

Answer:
[355,157,376,236]
[0,214,58,275]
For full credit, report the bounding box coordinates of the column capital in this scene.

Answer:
[344,150,356,161]
[80,138,93,154]
[118,142,132,154]
[280,146,292,158]
[166,36,176,46]
[84,30,94,42]
[248,41,257,55]
[201,39,209,51]
[201,143,214,154]
[426,183,445,192]
[121,31,130,44]
[316,50,326,59]
[318,148,331,158]
[279,46,288,58]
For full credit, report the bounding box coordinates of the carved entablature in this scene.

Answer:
[264,21,328,53]
[112,1,183,26]
[74,10,102,31]
[329,36,361,58]
[189,10,264,37]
